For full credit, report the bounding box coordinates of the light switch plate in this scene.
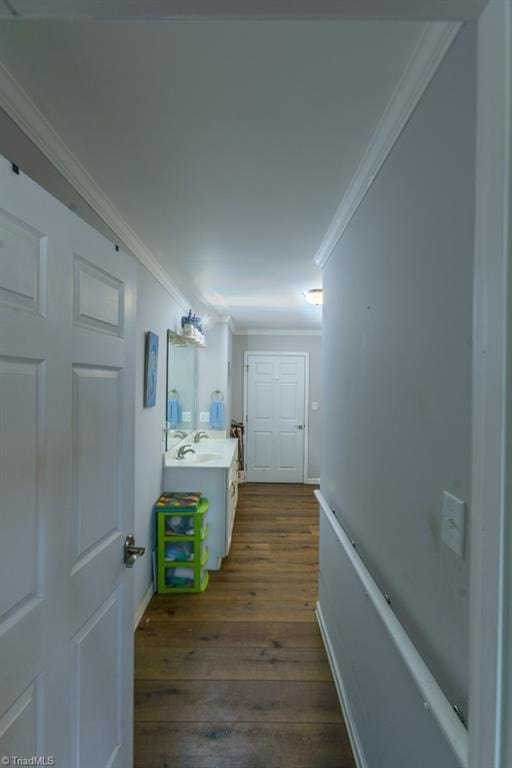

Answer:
[441,491,466,558]
[311,401,318,411]
[199,411,209,423]
[182,411,192,423]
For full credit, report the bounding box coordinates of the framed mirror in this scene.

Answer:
[165,331,198,450]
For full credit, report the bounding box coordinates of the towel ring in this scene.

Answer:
[169,388,180,398]
[211,389,224,402]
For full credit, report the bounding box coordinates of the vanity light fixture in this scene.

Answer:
[304,288,324,306]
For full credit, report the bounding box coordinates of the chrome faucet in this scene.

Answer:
[172,430,188,439]
[176,445,195,460]
[193,431,209,444]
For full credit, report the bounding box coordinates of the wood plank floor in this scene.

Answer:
[134,483,355,768]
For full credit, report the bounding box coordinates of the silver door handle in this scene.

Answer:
[124,534,145,568]
[295,424,304,430]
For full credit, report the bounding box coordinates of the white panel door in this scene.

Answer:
[0,156,137,767]
[246,354,305,482]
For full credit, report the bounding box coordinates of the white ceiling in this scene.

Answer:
[0,19,425,329]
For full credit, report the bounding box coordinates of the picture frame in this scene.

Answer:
[144,331,159,407]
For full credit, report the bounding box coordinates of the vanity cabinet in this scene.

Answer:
[226,455,239,554]
[162,443,238,570]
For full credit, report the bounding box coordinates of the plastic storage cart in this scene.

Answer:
[155,492,209,593]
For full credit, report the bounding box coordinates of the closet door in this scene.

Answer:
[246,353,305,483]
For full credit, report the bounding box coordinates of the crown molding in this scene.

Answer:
[0,60,196,312]
[217,315,237,333]
[235,328,322,336]
[313,20,462,270]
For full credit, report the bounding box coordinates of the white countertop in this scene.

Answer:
[163,434,238,469]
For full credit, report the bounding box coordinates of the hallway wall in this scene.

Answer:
[197,321,233,432]
[134,266,185,615]
[232,332,321,480]
[319,21,476,765]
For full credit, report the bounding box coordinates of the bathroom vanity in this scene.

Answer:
[162,431,239,570]
[163,325,237,571]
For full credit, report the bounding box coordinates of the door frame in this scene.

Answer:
[469,0,512,766]
[243,350,310,483]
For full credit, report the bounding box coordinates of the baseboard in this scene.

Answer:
[316,601,368,768]
[133,582,154,631]
[306,477,320,485]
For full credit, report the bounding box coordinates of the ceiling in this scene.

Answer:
[0,19,426,329]
[0,0,486,20]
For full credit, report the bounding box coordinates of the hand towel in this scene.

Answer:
[209,399,225,430]
[167,397,181,428]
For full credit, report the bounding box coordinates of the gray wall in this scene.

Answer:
[321,22,475,719]
[232,333,321,480]
[197,321,232,431]
[134,266,185,612]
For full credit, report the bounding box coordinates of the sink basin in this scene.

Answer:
[179,451,221,464]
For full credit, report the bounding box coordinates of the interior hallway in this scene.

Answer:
[134,483,355,768]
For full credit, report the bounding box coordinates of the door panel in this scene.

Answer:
[73,254,124,336]
[278,431,299,469]
[0,207,47,316]
[72,365,121,559]
[0,357,43,620]
[72,590,121,768]
[255,361,273,376]
[278,361,298,376]
[0,680,41,758]
[254,381,273,419]
[0,156,136,767]
[254,431,272,469]
[278,381,297,420]
[247,354,305,482]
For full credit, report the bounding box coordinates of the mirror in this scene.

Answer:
[165,331,198,450]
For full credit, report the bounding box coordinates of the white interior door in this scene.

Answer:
[246,353,306,483]
[0,156,137,767]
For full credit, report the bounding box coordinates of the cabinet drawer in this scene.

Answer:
[163,540,208,564]
[162,565,208,591]
[163,511,208,538]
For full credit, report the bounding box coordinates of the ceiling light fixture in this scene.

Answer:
[304,288,323,306]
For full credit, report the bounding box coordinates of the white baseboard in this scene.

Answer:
[316,601,368,768]
[306,477,320,485]
[133,582,154,631]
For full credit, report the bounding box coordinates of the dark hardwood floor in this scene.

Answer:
[134,483,355,768]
